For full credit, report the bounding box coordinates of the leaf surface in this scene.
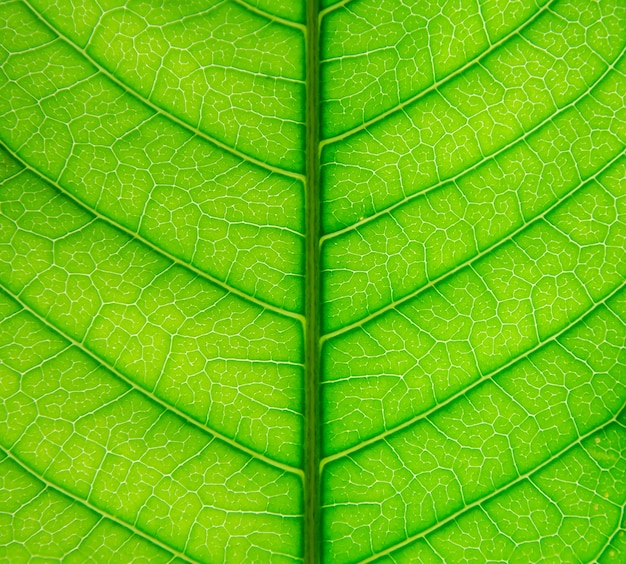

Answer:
[0,0,625,562]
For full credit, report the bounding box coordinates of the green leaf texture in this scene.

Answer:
[0,0,625,562]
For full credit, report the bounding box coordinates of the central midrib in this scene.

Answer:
[304,1,321,563]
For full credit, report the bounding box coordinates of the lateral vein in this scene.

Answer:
[319,0,556,147]
[20,0,306,182]
[1,446,200,564]
[0,142,305,324]
[321,278,626,467]
[0,283,305,478]
[355,412,625,563]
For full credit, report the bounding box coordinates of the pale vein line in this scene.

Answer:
[64,516,106,559]
[231,0,306,31]
[319,0,555,147]
[19,0,305,182]
[0,283,304,479]
[321,279,626,468]
[476,0,494,46]
[356,412,625,563]
[582,497,625,563]
[1,446,199,564]
[0,142,305,324]
[321,146,625,343]
[321,42,626,243]
[319,0,353,19]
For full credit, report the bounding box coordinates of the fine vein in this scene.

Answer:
[21,0,305,182]
[0,142,304,323]
[2,446,199,564]
[0,283,304,478]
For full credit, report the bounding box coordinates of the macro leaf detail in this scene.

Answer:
[0,0,625,562]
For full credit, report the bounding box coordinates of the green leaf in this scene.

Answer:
[0,0,625,562]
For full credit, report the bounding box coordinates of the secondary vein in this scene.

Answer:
[319,0,555,148]
[0,142,304,324]
[320,44,626,244]
[0,282,304,479]
[321,143,626,342]
[1,446,199,564]
[355,412,625,563]
[20,0,306,182]
[320,278,626,468]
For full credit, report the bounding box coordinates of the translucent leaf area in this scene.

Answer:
[0,0,625,562]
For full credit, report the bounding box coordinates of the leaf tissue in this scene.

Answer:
[0,0,625,562]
